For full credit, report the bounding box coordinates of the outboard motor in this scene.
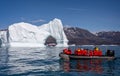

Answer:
[111,50,115,56]
[106,50,115,56]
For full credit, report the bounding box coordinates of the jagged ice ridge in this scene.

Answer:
[0,18,68,47]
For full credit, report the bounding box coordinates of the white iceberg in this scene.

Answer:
[0,18,68,47]
[0,30,8,46]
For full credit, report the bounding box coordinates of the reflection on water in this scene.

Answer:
[0,45,120,76]
[0,47,64,75]
[0,47,9,69]
[60,59,104,73]
[60,59,118,76]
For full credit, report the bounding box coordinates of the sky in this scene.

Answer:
[0,0,120,33]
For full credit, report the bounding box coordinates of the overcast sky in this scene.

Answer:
[0,0,120,32]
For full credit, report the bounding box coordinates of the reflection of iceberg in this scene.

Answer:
[8,47,63,60]
[0,47,9,75]
[0,47,63,75]
[0,47,9,65]
[0,18,68,47]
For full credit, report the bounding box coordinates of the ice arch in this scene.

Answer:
[44,36,57,45]
[0,18,68,47]
[39,18,68,47]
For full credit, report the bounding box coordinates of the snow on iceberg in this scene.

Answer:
[0,18,68,47]
[0,30,8,46]
[38,18,68,47]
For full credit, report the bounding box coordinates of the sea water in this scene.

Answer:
[0,45,120,76]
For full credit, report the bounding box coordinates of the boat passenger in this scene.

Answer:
[63,48,72,55]
[74,48,83,55]
[89,50,93,56]
[98,50,102,56]
[74,49,78,55]
[67,48,72,55]
[82,49,88,56]
[93,47,102,56]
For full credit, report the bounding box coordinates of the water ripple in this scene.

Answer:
[0,46,120,76]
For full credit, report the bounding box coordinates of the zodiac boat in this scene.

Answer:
[59,52,115,60]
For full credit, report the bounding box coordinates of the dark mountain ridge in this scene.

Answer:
[96,31,120,45]
[46,27,120,45]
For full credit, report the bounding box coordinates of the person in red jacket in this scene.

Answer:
[74,48,83,55]
[77,48,83,55]
[63,48,72,55]
[74,49,78,55]
[82,49,88,56]
[89,50,93,56]
[93,47,99,56]
[63,48,67,54]
[93,47,102,56]
[98,50,102,56]
[67,48,72,55]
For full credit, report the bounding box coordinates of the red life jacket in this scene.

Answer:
[98,50,102,56]
[93,50,99,56]
[63,49,68,54]
[93,50,102,56]
[74,50,78,55]
[77,50,83,55]
[89,50,93,56]
[83,50,88,56]
[67,50,72,55]
[63,49,72,55]
[74,49,82,55]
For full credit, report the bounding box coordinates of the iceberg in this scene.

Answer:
[0,30,8,46]
[0,18,68,47]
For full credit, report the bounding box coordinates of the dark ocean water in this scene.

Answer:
[0,45,120,76]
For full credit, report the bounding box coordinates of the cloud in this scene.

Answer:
[64,25,72,27]
[31,19,46,23]
[20,17,46,23]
